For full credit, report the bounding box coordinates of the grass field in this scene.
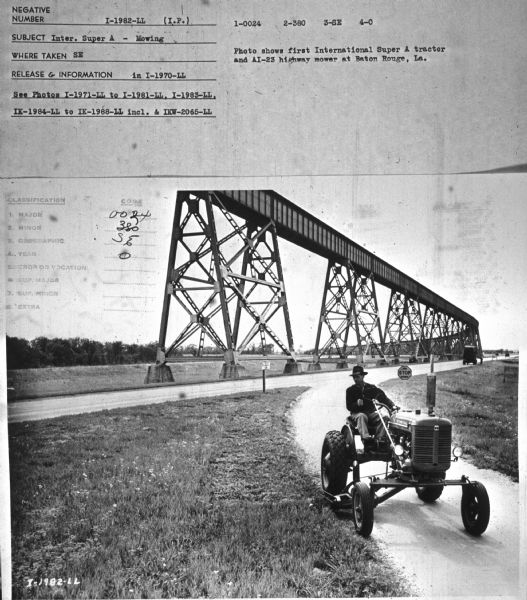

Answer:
[381,360,518,480]
[9,387,412,599]
[8,358,343,400]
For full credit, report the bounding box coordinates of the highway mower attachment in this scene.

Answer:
[321,401,490,538]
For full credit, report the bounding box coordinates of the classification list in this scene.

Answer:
[10,4,217,119]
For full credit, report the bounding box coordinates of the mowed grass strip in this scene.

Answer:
[8,358,340,401]
[10,387,412,599]
[381,361,518,480]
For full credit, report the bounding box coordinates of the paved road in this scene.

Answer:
[8,368,356,423]
[290,362,521,599]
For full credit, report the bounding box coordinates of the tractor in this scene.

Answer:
[321,401,490,537]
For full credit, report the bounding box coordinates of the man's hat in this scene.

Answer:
[350,365,368,376]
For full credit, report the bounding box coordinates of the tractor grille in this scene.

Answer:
[412,422,452,472]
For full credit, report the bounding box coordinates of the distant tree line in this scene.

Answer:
[182,342,275,356]
[6,336,157,370]
[6,336,278,369]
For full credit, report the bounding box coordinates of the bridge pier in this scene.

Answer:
[145,363,174,384]
[219,350,246,379]
[219,363,244,379]
[145,348,174,384]
[283,359,301,374]
[307,362,322,372]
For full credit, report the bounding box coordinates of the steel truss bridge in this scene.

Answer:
[147,190,482,381]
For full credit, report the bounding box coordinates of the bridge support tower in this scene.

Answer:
[383,291,427,362]
[146,191,298,383]
[312,262,385,370]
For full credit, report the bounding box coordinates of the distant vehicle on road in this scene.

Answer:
[462,346,478,365]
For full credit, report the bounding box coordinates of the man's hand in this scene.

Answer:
[357,398,363,408]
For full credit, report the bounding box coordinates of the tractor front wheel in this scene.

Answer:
[352,481,374,537]
[461,481,490,535]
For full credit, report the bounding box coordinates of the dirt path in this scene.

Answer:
[290,364,521,599]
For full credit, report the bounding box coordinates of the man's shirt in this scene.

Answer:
[346,382,394,414]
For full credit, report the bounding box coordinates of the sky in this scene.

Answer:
[3,174,526,351]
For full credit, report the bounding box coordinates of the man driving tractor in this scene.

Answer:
[346,365,396,442]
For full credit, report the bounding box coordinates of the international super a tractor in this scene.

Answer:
[321,401,490,537]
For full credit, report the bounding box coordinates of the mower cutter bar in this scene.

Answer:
[322,490,354,508]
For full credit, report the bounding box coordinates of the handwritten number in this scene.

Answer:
[109,208,151,260]
[124,234,139,247]
[116,220,139,232]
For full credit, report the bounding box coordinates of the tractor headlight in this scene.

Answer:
[394,444,405,457]
[452,446,463,460]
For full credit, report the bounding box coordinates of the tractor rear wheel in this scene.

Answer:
[321,430,348,494]
[352,482,374,537]
[461,481,490,535]
[416,482,444,503]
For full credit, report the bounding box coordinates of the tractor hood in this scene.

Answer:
[390,411,452,431]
